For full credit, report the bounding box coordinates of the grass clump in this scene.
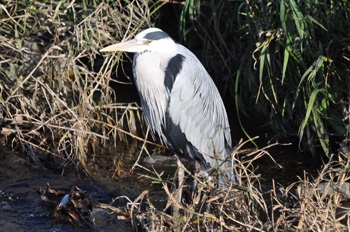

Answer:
[0,0,162,171]
[121,140,350,231]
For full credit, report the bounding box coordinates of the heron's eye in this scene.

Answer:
[147,39,152,44]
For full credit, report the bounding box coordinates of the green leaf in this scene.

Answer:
[259,45,268,83]
[281,46,289,85]
[280,0,286,31]
[312,108,329,156]
[298,56,324,89]
[305,14,328,31]
[298,88,322,144]
[289,0,305,39]
[188,0,195,20]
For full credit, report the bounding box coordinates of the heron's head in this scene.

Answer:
[100,28,175,54]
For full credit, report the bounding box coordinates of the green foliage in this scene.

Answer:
[180,0,350,158]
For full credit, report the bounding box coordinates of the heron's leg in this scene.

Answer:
[176,158,184,203]
[173,158,184,231]
[193,160,200,190]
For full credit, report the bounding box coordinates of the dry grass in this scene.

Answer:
[122,142,350,231]
[0,0,164,170]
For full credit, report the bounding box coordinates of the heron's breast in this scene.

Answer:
[133,52,170,135]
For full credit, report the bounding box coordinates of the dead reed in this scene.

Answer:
[0,0,162,170]
[125,142,350,231]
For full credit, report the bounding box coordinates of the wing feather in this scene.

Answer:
[168,45,232,168]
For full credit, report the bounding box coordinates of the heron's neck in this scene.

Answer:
[153,40,178,68]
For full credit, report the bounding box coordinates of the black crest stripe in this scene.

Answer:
[144,31,170,40]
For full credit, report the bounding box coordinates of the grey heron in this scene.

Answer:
[100,28,236,188]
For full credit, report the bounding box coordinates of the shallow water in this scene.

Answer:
[0,152,143,232]
[254,144,319,186]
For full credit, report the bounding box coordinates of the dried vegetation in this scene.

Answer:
[126,143,350,231]
[0,0,162,170]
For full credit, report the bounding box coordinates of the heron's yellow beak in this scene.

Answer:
[100,39,141,53]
